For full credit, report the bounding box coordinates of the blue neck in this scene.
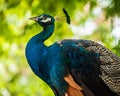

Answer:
[33,24,54,43]
[25,24,54,82]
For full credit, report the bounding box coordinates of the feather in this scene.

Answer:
[65,86,84,96]
[57,39,119,96]
[64,74,84,96]
[64,74,82,90]
[63,8,71,24]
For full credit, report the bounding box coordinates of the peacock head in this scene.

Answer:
[29,9,70,27]
[29,14,55,27]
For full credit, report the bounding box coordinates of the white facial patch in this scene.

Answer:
[41,17,51,23]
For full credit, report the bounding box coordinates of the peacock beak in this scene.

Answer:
[29,16,39,22]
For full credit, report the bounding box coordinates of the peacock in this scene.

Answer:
[25,9,120,96]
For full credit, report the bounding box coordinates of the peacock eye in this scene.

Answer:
[40,15,52,23]
[42,16,47,20]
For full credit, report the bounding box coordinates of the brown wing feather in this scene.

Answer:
[64,74,84,96]
[65,86,84,96]
[64,73,95,96]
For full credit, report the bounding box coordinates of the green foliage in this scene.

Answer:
[0,0,120,96]
[104,0,120,17]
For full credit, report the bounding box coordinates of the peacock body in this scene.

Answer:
[25,12,120,96]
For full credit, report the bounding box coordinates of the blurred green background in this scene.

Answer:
[0,0,120,96]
